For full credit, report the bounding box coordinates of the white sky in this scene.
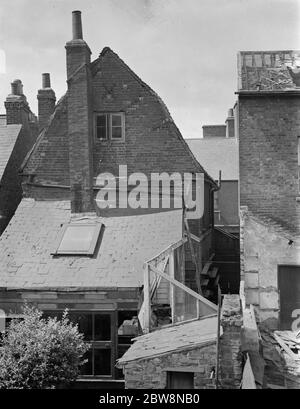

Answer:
[0,0,299,138]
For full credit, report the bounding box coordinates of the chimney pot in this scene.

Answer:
[42,73,51,88]
[228,108,234,118]
[72,10,83,40]
[11,79,22,95]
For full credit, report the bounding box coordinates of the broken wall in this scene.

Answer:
[240,208,300,329]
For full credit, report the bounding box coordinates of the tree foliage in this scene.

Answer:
[0,305,90,389]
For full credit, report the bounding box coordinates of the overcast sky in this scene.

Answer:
[0,0,299,138]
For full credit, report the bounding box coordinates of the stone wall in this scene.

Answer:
[122,343,217,389]
[240,208,300,329]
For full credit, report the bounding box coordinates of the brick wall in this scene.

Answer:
[92,50,206,178]
[219,294,243,388]
[67,64,94,213]
[21,47,215,239]
[38,89,56,131]
[22,96,70,186]
[121,343,217,389]
[0,125,37,233]
[239,94,300,235]
[202,125,226,138]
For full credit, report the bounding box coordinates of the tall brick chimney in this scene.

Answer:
[65,10,91,79]
[37,73,56,131]
[226,108,235,138]
[66,10,94,213]
[4,79,31,125]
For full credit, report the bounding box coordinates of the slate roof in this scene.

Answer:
[0,199,182,289]
[0,124,22,180]
[117,315,218,365]
[186,137,239,181]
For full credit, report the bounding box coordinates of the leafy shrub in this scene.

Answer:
[0,305,90,389]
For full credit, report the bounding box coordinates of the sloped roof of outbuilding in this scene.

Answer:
[117,315,219,365]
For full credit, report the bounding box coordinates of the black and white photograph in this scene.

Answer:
[0,0,299,397]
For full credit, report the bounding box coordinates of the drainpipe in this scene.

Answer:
[215,285,222,388]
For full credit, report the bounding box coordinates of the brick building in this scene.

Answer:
[238,50,300,331]
[0,80,38,234]
[0,11,219,388]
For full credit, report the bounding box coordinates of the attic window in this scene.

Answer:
[53,223,103,256]
[95,113,125,141]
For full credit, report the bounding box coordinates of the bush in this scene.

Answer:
[0,305,90,389]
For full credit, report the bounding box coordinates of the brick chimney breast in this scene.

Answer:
[66,10,94,213]
[4,79,30,125]
[37,73,56,131]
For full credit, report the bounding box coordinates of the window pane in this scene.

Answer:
[57,224,101,255]
[111,114,122,127]
[69,313,92,340]
[97,115,107,139]
[94,314,111,341]
[97,115,107,127]
[94,348,111,375]
[111,126,122,139]
[81,348,93,375]
[97,126,107,140]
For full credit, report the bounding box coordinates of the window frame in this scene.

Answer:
[95,112,125,142]
[42,309,137,380]
[52,223,103,257]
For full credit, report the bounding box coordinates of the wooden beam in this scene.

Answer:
[148,264,217,312]
[145,236,187,264]
[184,219,202,295]
[143,263,151,333]
[169,250,175,324]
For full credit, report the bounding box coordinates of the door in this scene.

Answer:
[278,265,300,330]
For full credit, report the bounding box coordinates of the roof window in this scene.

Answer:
[52,223,103,256]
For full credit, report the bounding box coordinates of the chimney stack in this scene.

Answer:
[226,108,235,138]
[66,11,94,213]
[37,73,56,131]
[65,10,91,79]
[4,79,30,125]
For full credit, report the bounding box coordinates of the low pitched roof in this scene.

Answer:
[0,124,22,180]
[186,137,239,181]
[0,199,182,289]
[118,315,218,365]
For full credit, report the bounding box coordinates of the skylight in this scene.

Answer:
[53,223,103,256]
